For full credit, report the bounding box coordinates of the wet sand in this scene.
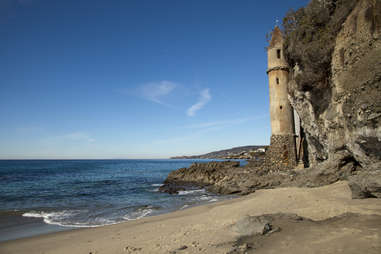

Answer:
[0,211,71,242]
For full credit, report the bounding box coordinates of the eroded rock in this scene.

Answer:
[349,165,381,198]
[286,0,381,168]
[232,215,272,237]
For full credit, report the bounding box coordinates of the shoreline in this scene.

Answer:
[0,211,72,242]
[0,189,235,243]
[2,181,381,254]
[0,159,237,243]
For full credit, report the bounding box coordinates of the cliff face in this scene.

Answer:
[285,0,381,168]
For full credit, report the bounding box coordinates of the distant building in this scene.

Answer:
[256,148,265,153]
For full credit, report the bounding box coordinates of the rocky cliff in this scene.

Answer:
[284,0,381,168]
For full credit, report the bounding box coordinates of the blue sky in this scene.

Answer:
[0,0,309,159]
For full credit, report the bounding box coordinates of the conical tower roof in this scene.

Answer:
[269,26,283,48]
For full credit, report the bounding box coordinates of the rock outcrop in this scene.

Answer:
[348,162,381,198]
[159,161,247,195]
[159,159,359,196]
[232,215,273,237]
[159,161,295,195]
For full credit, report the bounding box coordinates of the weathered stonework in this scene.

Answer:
[263,135,297,171]
[265,27,299,171]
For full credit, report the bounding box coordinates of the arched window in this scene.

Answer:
[277,49,281,59]
[276,77,279,84]
[280,105,283,110]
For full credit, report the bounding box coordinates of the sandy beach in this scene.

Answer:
[1,180,381,254]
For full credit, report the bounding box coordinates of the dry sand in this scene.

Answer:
[1,181,381,254]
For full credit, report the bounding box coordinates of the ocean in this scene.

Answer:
[0,159,242,242]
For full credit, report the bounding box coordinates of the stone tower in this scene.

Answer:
[264,26,297,170]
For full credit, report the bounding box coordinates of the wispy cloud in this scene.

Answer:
[137,80,177,105]
[187,88,211,117]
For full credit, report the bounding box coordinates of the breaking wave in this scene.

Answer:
[178,189,205,195]
[22,206,156,228]
[22,210,111,228]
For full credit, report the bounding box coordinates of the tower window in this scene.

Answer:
[276,77,279,84]
[280,105,283,110]
[277,49,281,59]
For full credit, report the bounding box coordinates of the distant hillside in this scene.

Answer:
[170,145,268,159]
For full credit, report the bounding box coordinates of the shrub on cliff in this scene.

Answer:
[282,0,357,116]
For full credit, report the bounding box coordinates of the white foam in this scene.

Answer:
[23,211,78,227]
[123,208,153,221]
[22,211,74,223]
[199,195,211,201]
[180,204,189,210]
[208,198,218,202]
[22,211,117,228]
[151,183,164,187]
[178,189,205,195]
[22,212,45,218]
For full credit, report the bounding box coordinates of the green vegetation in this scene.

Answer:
[282,0,357,116]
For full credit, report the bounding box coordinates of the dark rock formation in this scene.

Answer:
[348,163,381,198]
[159,161,293,195]
[159,161,243,194]
[159,159,358,196]
[293,153,358,187]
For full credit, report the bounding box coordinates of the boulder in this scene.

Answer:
[294,155,357,188]
[348,164,381,199]
[232,215,272,237]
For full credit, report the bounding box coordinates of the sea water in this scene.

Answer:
[0,159,243,241]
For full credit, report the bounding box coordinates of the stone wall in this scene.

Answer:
[268,69,294,135]
[262,134,297,171]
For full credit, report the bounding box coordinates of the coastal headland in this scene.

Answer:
[2,0,380,253]
[1,181,381,254]
[170,146,267,160]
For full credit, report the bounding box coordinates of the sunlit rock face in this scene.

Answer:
[286,0,381,168]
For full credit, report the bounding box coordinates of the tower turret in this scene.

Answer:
[263,26,297,170]
[267,26,294,135]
